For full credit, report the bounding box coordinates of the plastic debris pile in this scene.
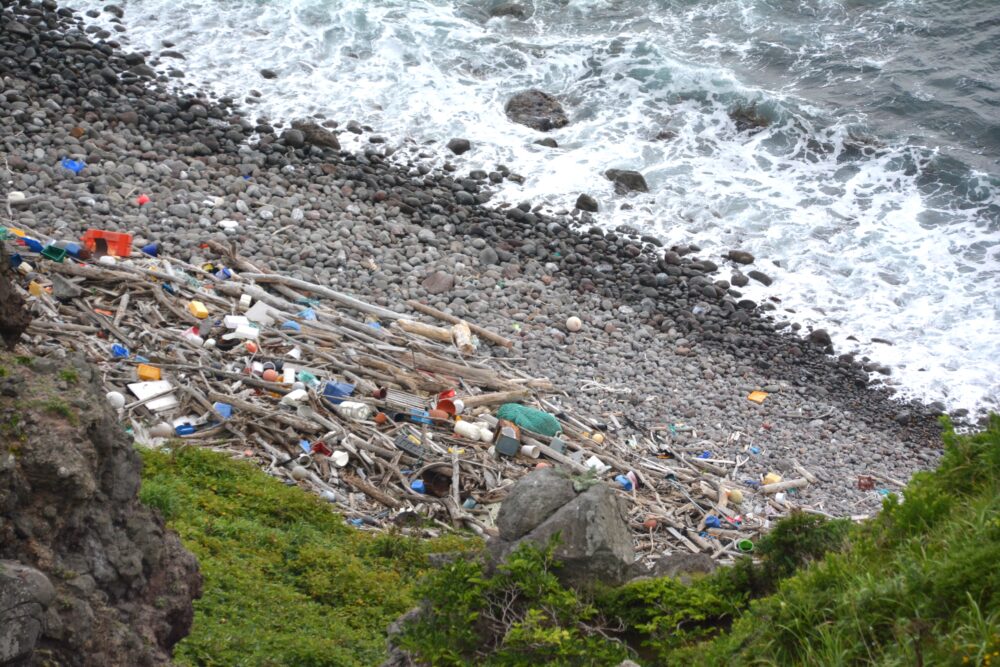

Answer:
[2,222,835,565]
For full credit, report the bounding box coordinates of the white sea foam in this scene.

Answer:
[71,0,1000,413]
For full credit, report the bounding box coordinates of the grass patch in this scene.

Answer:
[58,368,78,384]
[138,446,478,667]
[41,398,77,424]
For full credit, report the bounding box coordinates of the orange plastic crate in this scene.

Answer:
[82,229,133,257]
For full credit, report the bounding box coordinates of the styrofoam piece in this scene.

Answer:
[224,315,250,329]
[585,455,610,473]
[245,300,277,326]
[127,380,178,412]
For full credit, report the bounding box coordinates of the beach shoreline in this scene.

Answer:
[0,0,950,515]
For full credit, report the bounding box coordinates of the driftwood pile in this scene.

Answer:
[3,224,825,565]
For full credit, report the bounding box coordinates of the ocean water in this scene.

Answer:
[71,0,1000,414]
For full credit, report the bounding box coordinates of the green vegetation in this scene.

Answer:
[399,416,1000,666]
[41,398,76,424]
[58,368,78,384]
[138,446,478,667]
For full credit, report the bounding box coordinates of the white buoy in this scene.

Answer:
[566,316,582,332]
[105,391,125,409]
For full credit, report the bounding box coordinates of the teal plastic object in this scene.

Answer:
[495,403,562,437]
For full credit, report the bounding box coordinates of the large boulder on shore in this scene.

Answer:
[290,120,341,150]
[605,169,648,194]
[504,90,569,132]
[488,468,634,590]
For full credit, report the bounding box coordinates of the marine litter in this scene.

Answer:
[4,222,860,566]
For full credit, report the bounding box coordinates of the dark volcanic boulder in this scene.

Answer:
[504,90,569,132]
[605,169,648,194]
[575,193,599,212]
[0,354,201,666]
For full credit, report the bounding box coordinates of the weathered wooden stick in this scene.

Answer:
[761,478,810,494]
[406,299,513,348]
[396,319,454,344]
[240,272,405,320]
[207,391,321,433]
[460,389,532,409]
[343,473,402,509]
[792,460,818,484]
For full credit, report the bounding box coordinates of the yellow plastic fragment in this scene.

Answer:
[28,281,44,297]
[137,364,161,381]
[763,472,783,485]
[187,300,209,319]
[747,390,769,404]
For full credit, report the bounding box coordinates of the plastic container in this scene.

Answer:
[614,474,633,491]
[137,364,161,381]
[737,539,754,553]
[187,301,209,319]
[454,420,483,440]
[41,245,67,262]
[520,445,540,459]
[280,389,309,405]
[212,402,233,419]
[82,229,132,257]
[323,381,355,404]
[335,401,373,421]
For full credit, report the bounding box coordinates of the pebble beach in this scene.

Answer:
[0,1,950,516]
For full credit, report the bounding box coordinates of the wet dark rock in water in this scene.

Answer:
[446,137,471,155]
[605,169,648,193]
[488,1,534,19]
[575,193,599,212]
[504,90,569,132]
[727,249,755,265]
[730,103,770,133]
[259,68,278,79]
[747,269,773,286]
[534,137,558,148]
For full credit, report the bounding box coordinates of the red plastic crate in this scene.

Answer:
[82,229,133,257]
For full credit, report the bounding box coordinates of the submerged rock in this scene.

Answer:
[504,90,569,132]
